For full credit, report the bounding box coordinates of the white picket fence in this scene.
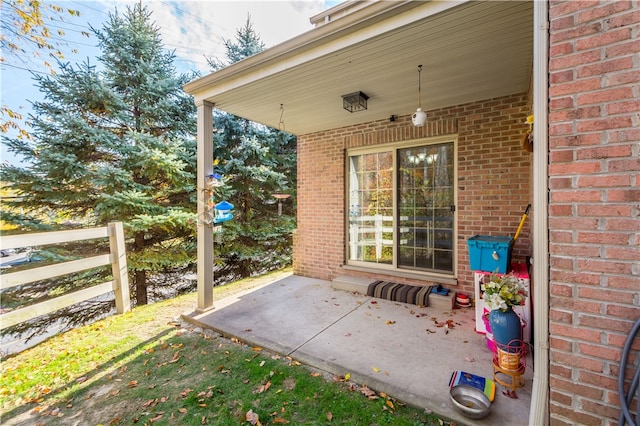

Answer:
[0,222,130,330]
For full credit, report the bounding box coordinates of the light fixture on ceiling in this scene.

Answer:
[412,65,427,127]
[342,91,369,113]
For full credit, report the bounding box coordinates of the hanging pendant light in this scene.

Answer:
[412,65,427,127]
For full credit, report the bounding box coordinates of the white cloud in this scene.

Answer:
[98,1,327,73]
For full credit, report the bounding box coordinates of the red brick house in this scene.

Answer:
[185,1,639,424]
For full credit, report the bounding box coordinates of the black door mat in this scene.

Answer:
[366,281,434,306]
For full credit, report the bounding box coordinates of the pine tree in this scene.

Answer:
[207,17,297,280]
[1,4,197,306]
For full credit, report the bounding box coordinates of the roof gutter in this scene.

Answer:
[529,0,550,424]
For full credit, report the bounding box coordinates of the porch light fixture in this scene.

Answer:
[412,65,427,127]
[342,91,369,113]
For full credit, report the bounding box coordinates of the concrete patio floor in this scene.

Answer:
[183,273,533,425]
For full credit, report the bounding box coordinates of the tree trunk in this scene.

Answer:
[134,233,148,305]
[135,269,148,305]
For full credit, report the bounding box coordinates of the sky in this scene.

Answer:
[1,0,341,165]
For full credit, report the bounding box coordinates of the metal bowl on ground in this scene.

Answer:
[449,384,492,419]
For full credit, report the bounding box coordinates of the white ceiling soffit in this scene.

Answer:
[184,0,534,136]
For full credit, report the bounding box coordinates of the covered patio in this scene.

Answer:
[184,0,549,423]
[184,273,533,425]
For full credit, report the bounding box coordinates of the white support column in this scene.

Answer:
[529,1,550,424]
[196,100,215,312]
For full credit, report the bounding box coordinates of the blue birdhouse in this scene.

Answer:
[214,200,234,224]
[206,172,224,189]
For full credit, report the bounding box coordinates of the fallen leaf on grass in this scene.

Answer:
[244,409,260,425]
[111,389,120,396]
[168,351,180,363]
[327,411,333,421]
[128,381,138,388]
[253,380,271,394]
[359,385,378,399]
[252,347,263,352]
[310,372,322,377]
[149,413,163,423]
[76,376,87,383]
[178,408,187,413]
[386,400,395,410]
[273,418,289,424]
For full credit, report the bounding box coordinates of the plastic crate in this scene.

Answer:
[467,235,513,273]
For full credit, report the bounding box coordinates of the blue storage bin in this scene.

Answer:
[467,235,513,274]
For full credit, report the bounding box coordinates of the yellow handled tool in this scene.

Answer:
[513,204,531,242]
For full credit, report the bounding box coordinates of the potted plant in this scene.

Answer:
[481,273,528,370]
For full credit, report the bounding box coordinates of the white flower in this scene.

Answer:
[481,273,527,312]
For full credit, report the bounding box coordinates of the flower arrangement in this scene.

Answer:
[481,273,528,312]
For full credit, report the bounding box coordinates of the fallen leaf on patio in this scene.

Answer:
[344,332,352,336]
[372,367,381,372]
[465,356,475,362]
[327,411,333,421]
[371,300,377,304]
[379,392,388,398]
[245,328,252,332]
[426,329,436,334]
[310,371,321,377]
[502,390,519,399]
[385,320,396,325]
[333,373,350,382]
[252,347,263,352]
[244,409,260,425]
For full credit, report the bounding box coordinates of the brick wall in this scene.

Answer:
[294,92,532,296]
[548,1,640,425]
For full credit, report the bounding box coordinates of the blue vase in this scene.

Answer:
[489,308,522,352]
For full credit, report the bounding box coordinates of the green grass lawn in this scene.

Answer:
[0,270,454,425]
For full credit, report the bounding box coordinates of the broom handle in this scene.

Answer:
[513,204,531,242]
